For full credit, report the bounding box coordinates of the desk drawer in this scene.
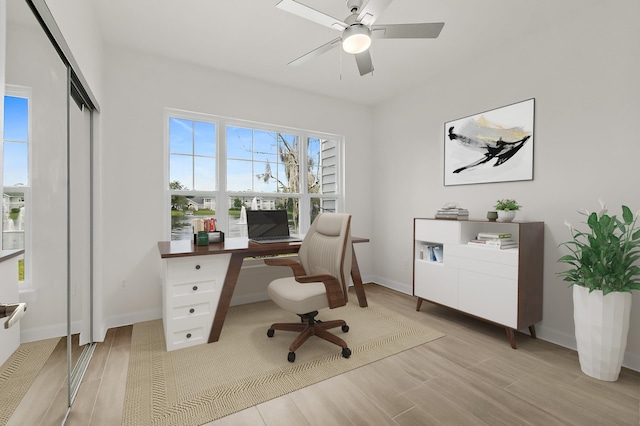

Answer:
[170,280,215,298]
[169,325,207,349]
[170,300,212,321]
[165,255,230,285]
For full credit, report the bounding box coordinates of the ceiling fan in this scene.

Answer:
[276,0,444,76]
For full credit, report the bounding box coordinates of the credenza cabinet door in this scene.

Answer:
[415,219,460,244]
[414,261,458,308]
[457,270,518,328]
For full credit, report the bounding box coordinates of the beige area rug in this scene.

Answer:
[123,300,444,426]
[0,337,61,424]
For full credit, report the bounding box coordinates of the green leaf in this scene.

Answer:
[587,212,599,229]
[622,205,633,224]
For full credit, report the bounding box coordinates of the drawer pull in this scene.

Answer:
[195,264,201,270]
[186,333,192,339]
[189,308,195,314]
[192,285,198,291]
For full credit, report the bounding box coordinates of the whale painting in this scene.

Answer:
[444,99,534,186]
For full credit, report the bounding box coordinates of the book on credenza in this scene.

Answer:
[470,238,517,246]
[476,232,512,239]
[435,208,469,220]
[467,240,518,250]
[468,238,518,249]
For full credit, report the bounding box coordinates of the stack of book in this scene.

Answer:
[435,207,469,220]
[468,232,518,249]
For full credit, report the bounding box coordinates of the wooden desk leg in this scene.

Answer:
[529,324,537,339]
[350,243,368,307]
[208,253,244,343]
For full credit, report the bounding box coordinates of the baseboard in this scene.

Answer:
[366,275,412,295]
[530,323,639,372]
[20,322,66,343]
[230,292,269,306]
[103,308,162,333]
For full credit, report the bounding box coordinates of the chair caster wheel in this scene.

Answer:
[342,347,351,358]
[341,325,349,333]
[288,352,296,362]
[267,329,274,338]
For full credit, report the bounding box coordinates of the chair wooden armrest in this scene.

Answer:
[265,259,346,308]
[264,257,306,277]
[295,274,346,308]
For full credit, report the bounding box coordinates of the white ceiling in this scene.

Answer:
[88,1,584,106]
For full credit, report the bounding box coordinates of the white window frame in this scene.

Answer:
[163,108,344,240]
[3,85,32,287]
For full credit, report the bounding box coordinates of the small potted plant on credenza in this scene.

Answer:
[494,199,521,222]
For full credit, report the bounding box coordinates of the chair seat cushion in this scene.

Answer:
[267,277,329,314]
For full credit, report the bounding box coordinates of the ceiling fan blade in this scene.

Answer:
[276,0,347,30]
[356,0,393,26]
[288,38,341,66]
[371,22,444,39]
[354,50,374,76]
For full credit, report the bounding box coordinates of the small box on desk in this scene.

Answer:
[194,231,225,245]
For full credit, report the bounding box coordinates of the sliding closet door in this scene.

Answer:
[5,0,68,339]
[3,0,93,422]
[69,85,92,346]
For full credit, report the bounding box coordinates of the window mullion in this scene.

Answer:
[217,120,228,233]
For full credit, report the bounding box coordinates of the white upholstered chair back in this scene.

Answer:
[298,213,352,300]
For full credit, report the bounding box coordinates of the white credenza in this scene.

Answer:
[161,254,230,351]
[413,218,544,348]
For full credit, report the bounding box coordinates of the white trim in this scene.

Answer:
[163,108,345,237]
[3,85,32,287]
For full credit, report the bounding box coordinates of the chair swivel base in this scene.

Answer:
[267,310,351,362]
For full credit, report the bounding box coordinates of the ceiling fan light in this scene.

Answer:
[342,25,371,54]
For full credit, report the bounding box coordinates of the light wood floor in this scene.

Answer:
[10,284,640,425]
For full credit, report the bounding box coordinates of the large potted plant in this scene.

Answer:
[558,201,640,381]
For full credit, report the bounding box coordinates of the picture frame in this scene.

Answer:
[444,98,534,186]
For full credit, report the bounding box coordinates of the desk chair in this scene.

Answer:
[264,213,352,362]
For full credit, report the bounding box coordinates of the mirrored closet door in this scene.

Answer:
[2,0,96,423]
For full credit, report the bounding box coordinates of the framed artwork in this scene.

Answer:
[444,98,534,186]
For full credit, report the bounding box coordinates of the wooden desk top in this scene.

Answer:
[158,237,369,259]
[0,249,24,264]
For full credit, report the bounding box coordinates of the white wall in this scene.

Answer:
[44,0,104,105]
[96,46,374,336]
[371,2,640,370]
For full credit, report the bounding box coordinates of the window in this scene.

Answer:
[2,86,31,283]
[166,110,343,240]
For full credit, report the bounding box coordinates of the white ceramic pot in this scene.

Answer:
[497,210,516,222]
[573,285,632,381]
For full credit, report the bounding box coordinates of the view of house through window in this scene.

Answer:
[3,89,30,283]
[167,110,343,240]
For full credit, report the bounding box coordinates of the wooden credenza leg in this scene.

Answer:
[505,328,517,349]
[529,324,537,339]
[416,297,424,311]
